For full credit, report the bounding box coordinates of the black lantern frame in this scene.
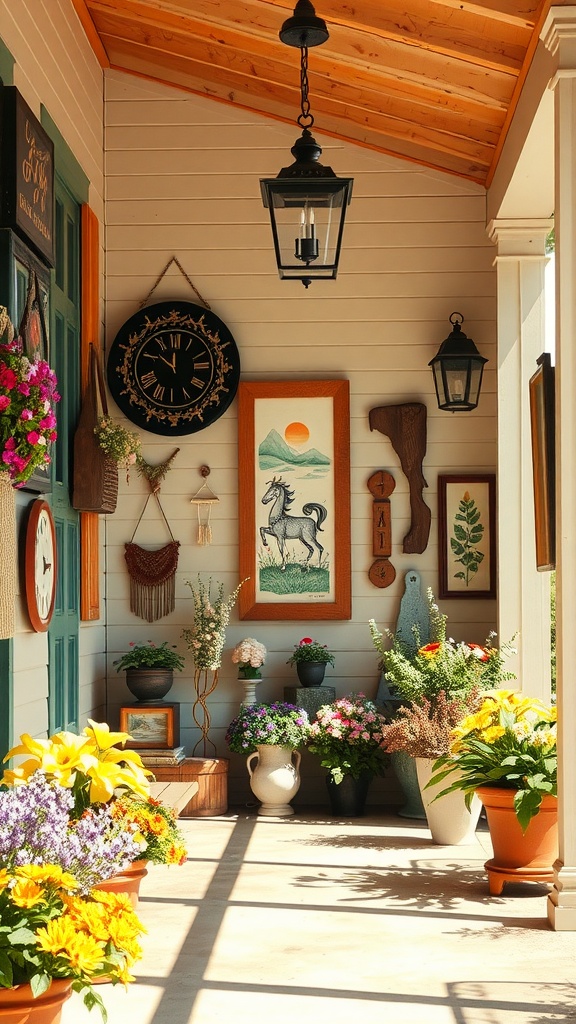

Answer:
[429,312,488,413]
[260,1,353,287]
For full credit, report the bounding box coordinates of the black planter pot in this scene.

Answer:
[125,668,174,702]
[296,661,327,687]
[325,772,373,817]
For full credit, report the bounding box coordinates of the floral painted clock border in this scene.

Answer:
[438,474,496,599]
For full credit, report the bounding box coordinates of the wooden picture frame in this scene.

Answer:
[438,474,496,599]
[238,380,351,620]
[529,353,556,571]
[119,703,179,749]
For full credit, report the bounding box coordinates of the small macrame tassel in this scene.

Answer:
[196,503,212,545]
[129,575,176,623]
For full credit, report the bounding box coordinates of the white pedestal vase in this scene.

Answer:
[246,744,301,816]
[239,676,261,706]
[416,757,482,846]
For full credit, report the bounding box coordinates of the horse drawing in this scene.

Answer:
[260,477,327,571]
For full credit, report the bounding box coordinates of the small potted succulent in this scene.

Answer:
[114,640,185,702]
[287,636,335,687]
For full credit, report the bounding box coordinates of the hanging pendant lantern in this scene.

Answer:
[260,0,353,288]
[429,312,488,412]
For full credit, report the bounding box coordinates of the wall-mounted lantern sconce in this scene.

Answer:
[260,0,353,288]
[429,312,488,412]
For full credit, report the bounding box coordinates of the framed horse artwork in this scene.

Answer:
[238,380,352,620]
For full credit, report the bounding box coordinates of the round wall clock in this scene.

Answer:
[25,499,57,632]
[106,300,241,435]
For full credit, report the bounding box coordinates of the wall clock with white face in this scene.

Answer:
[25,499,57,632]
[106,301,241,435]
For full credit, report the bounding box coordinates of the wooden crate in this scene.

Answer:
[150,757,229,817]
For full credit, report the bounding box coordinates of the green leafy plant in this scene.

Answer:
[225,702,310,754]
[428,689,557,831]
[451,489,484,586]
[307,694,389,784]
[114,641,185,673]
[287,637,335,666]
[369,590,515,707]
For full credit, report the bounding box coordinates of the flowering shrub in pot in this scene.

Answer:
[231,638,266,679]
[2,721,151,817]
[110,796,187,865]
[0,772,146,1017]
[429,689,557,831]
[369,589,516,707]
[307,694,389,784]
[226,702,310,754]
[94,417,140,482]
[287,637,335,666]
[0,305,60,487]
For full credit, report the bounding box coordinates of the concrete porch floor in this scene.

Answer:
[63,810,576,1024]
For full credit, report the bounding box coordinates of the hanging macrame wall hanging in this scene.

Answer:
[124,449,180,622]
[190,465,219,545]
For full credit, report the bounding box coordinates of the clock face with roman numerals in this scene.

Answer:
[106,301,241,435]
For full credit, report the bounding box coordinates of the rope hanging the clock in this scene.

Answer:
[124,449,180,623]
[139,256,211,311]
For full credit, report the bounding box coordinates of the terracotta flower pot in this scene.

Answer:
[476,786,558,895]
[0,979,72,1024]
[92,858,149,908]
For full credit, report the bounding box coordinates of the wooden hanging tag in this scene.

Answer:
[367,470,396,588]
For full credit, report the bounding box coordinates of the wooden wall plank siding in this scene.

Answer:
[0,0,106,744]
[104,71,498,804]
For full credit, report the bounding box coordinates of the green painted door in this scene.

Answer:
[48,179,81,733]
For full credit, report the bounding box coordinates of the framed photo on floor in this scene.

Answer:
[238,379,351,620]
[438,474,496,599]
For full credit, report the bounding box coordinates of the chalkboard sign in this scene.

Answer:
[0,86,54,267]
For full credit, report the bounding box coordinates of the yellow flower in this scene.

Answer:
[477,724,505,743]
[11,878,46,908]
[3,733,51,762]
[83,720,133,753]
[36,915,81,955]
[15,865,78,891]
[0,869,10,893]
[85,760,150,803]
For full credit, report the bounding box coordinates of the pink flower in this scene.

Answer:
[0,395,10,412]
[26,430,41,445]
[20,409,33,420]
[300,637,313,645]
[39,414,56,429]
[0,365,17,389]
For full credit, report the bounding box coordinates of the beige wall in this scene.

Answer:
[104,72,498,804]
[0,0,106,739]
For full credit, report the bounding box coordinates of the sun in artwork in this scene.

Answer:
[284,421,310,448]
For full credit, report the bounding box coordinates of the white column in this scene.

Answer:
[542,6,576,931]
[487,219,552,701]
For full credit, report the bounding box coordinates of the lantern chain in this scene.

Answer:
[297,46,315,128]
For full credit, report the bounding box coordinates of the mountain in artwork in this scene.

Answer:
[258,429,330,470]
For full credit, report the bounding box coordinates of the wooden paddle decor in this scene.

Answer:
[368,403,431,554]
[367,470,396,588]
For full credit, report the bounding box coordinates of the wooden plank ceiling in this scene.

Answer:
[73,0,553,185]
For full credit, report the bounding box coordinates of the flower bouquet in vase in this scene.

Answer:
[226,702,310,816]
[231,638,266,705]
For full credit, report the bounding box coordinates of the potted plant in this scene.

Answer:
[380,690,483,844]
[428,689,557,892]
[287,636,335,687]
[307,694,389,816]
[0,772,146,1021]
[231,637,267,705]
[109,794,188,866]
[369,590,516,818]
[225,702,310,816]
[114,640,185,702]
